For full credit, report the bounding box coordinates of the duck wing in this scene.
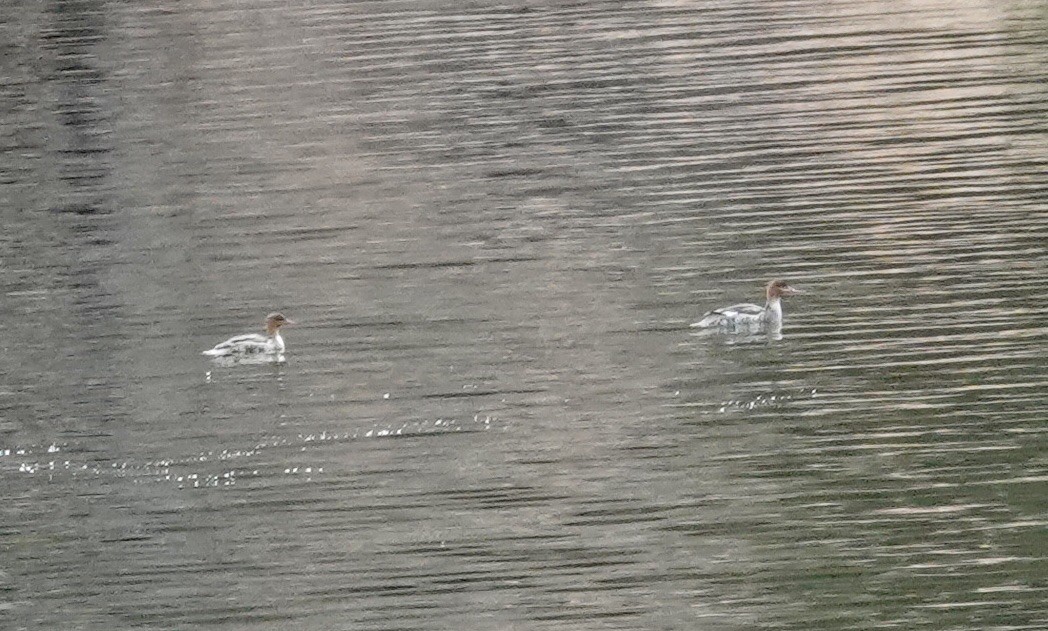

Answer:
[691,303,764,328]
[203,333,270,357]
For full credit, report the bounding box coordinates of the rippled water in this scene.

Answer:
[2,1,1046,629]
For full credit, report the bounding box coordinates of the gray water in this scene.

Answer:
[1,1,1046,629]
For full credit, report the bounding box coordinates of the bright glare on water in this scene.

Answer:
[1,1,1046,630]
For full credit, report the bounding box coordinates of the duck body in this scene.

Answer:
[203,313,293,357]
[203,332,285,357]
[691,280,799,332]
[692,301,781,330]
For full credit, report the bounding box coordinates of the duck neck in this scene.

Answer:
[764,297,783,323]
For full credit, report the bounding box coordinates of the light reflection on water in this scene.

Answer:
[1,0,1046,629]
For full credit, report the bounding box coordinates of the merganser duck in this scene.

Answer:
[203,313,294,357]
[691,280,802,331]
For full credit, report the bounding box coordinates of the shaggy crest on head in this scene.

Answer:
[264,312,293,336]
[766,279,801,300]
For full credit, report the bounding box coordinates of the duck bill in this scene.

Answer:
[782,285,803,296]
[284,319,297,325]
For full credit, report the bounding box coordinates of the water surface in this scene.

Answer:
[1,1,1046,629]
